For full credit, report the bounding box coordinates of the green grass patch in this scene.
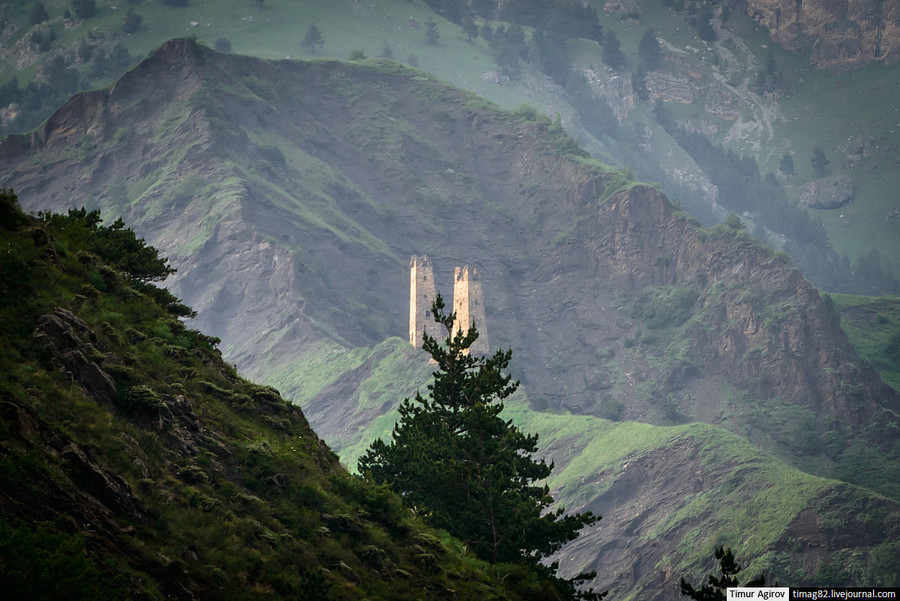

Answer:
[832,294,900,392]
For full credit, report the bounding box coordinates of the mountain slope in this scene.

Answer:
[0,191,582,600]
[2,39,900,598]
[3,38,897,491]
[3,0,900,292]
[521,409,900,597]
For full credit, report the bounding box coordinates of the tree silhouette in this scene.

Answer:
[681,547,766,601]
[639,28,662,70]
[360,295,603,599]
[602,30,626,70]
[72,0,96,19]
[778,152,794,185]
[811,147,830,178]
[462,15,478,42]
[425,17,440,45]
[31,1,49,25]
[122,9,142,33]
[301,23,324,54]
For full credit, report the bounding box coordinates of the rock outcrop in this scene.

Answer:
[744,0,900,70]
[0,398,148,558]
[33,308,117,405]
[800,174,854,209]
[589,185,889,423]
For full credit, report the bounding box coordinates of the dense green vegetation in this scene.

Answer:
[832,294,900,392]
[0,519,128,601]
[0,190,586,600]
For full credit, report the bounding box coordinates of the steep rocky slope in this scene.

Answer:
[744,0,900,70]
[2,39,900,597]
[3,0,899,292]
[527,413,900,598]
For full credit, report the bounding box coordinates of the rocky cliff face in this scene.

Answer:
[593,186,884,420]
[744,0,900,70]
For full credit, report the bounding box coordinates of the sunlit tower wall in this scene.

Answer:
[453,265,489,356]
[409,255,442,347]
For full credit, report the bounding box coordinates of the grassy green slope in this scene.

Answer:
[833,294,900,392]
[0,192,579,600]
[4,0,898,274]
[1,0,549,129]
[298,342,900,595]
[514,408,893,586]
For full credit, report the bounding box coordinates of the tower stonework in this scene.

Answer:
[453,265,489,356]
[409,255,442,347]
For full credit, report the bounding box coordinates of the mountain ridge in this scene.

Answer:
[3,36,898,488]
[2,38,900,597]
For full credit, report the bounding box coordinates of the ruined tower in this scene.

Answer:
[409,255,442,347]
[453,265,489,356]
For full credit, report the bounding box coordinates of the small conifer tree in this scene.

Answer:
[680,547,766,601]
[425,17,440,45]
[301,23,324,54]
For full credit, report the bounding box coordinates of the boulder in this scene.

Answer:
[799,174,854,209]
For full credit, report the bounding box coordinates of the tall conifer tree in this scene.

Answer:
[360,295,602,599]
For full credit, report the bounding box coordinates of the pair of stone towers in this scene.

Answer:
[409,255,489,355]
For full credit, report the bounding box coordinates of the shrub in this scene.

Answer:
[0,519,127,600]
[118,385,163,412]
[214,37,232,53]
[72,0,97,19]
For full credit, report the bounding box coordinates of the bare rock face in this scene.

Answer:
[33,308,117,405]
[590,185,895,427]
[583,66,634,122]
[745,0,900,71]
[800,174,854,209]
[644,56,705,105]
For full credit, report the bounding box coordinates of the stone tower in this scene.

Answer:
[409,255,442,347]
[453,265,489,355]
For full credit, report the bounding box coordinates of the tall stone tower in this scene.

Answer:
[453,265,489,355]
[409,255,442,347]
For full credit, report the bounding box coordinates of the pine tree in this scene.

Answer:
[121,8,142,34]
[72,0,96,19]
[811,147,830,177]
[425,17,440,45]
[680,547,766,601]
[638,28,662,70]
[778,152,794,185]
[462,15,478,42]
[359,296,602,598]
[300,23,324,54]
[30,1,49,25]
[602,30,626,70]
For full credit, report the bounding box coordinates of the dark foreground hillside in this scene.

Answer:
[0,191,579,600]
